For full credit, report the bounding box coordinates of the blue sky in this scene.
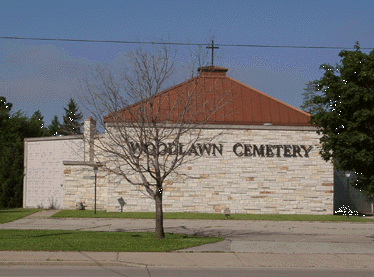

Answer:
[1,0,373,126]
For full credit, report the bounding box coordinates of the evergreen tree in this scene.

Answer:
[61,98,83,135]
[0,111,28,208]
[47,115,62,136]
[0,96,12,130]
[300,81,324,115]
[0,97,46,208]
[29,110,47,136]
[30,110,44,128]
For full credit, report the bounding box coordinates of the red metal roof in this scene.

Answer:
[104,66,311,126]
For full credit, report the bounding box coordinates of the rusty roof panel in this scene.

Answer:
[240,86,251,123]
[105,66,312,126]
[250,89,262,123]
[260,94,271,123]
[277,102,289,124]
[269,99,280,124]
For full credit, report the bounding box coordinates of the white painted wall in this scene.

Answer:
[23,136,83,209]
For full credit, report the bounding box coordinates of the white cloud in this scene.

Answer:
[1,41,93,123]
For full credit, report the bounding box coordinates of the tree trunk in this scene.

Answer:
[154,187,165,239]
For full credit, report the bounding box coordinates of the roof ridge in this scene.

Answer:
[105,72,312,126]
[225,75,311,117]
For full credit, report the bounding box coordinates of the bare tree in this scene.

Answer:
[82,45,232,239]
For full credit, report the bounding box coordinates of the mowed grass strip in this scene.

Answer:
[52,210,374,222]
[0,209,41,224]
[0,230,223,252]
[52,210,226,220]
[230,213,374,222]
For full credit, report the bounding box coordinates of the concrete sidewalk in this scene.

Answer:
[1,251,374,269]
[1,210,374,268]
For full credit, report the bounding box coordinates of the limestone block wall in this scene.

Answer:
[63,162,107,210]
[95,125,334,215]
[23,136,83,209]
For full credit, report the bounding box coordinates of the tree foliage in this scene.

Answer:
[0,97,46,208]
[47,115,62,136]
[61,98,83,135]
[30,110,47,136]
[312,43,374,200]
[300,81,324,115]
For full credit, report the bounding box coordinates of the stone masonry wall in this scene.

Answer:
[63,162,107,210]
[74,125,333,215]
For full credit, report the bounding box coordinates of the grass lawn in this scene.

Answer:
[0,208,41,224]
[52,210,374,223]
[0,229,223,252]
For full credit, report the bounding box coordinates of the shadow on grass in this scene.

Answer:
[0,231,76,240]
[26,232,75,238]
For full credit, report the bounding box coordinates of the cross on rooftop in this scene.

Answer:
[206,40,219,66]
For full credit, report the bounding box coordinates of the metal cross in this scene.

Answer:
[206,40,219,66]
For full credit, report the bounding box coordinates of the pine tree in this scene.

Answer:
[29,110,47,136]
[47,115,62,136]
[30,110,44,127]
[0,96,12,129]
[0,97,47,208]
[300,81,324,115]
[61,98,83,135]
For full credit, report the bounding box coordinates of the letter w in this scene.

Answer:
[197,144,212,156]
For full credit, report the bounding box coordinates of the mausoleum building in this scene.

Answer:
[24,66,335,214]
